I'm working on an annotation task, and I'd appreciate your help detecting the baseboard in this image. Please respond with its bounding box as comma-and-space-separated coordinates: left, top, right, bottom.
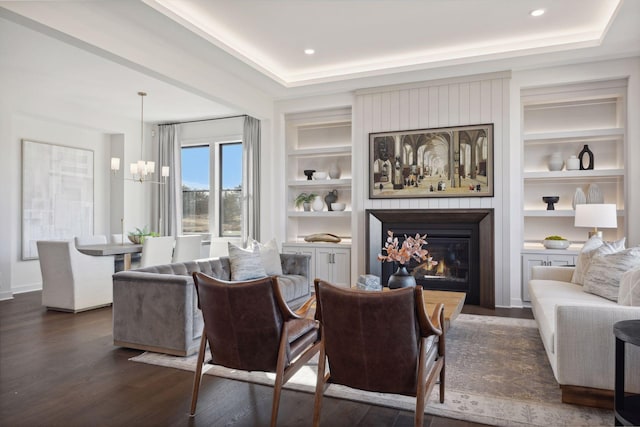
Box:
12, 282, 42, 295
0, 290, 13, 301
560, 384, 613, 409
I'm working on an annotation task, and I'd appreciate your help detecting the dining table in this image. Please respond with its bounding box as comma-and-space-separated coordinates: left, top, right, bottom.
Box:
76, 243, 143, 270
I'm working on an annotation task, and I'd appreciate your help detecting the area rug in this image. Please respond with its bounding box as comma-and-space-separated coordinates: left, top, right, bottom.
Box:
130, 314, 612, 426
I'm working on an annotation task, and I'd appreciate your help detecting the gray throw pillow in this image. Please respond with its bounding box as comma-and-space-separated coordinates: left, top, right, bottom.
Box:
571, 236, 625, 285
582, 248, 640, 302
228, 242, 267, 281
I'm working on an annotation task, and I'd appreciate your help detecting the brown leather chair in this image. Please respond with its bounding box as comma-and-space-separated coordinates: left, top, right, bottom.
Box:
190, 273, 320, 427
313, 279, 445, 427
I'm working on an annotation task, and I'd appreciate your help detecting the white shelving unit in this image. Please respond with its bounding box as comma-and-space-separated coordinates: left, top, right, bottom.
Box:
285, 107, 353, 244
284, 107, 353, 286
520, 79, 628, 301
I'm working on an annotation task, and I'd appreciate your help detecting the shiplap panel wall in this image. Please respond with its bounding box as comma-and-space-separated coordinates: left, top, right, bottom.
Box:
352, 72, 511, 306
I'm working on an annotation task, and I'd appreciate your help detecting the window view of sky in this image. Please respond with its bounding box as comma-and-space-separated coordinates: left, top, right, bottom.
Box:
181, 144, 242, 190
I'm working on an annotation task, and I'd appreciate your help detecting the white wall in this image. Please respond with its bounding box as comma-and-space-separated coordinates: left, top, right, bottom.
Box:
353, 72, 512, 306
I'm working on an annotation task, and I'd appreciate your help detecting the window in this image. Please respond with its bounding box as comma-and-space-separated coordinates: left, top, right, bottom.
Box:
181, 146, 210, 234
219, 143, 242, 237
181, 142, 242, 237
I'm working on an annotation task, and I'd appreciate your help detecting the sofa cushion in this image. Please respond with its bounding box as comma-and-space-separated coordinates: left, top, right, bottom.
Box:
529, 279, 618, 355
619, 267, 640, 306
254, 239, 283, 276
571, 236, 625, 285
276, 275, 309, 302
228, 243, 267, 281
583, 248, 640, 301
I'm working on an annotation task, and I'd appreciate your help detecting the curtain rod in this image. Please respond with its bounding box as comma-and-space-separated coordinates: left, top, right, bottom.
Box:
159, 114, 248, 126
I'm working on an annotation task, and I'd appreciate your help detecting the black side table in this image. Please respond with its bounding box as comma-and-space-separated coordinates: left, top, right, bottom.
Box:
614, 320, 640, 426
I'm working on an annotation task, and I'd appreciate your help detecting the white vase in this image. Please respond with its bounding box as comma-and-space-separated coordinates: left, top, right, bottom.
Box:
572, 187, 586, 209
548, 152, 564, 171
586, 184, 604, 204
566, 155, 580, 171
328, 163, 341, 179
311, 196, 324, 211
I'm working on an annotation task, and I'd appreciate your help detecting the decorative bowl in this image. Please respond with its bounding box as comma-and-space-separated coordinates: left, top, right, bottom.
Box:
128, 235, 142, 244
314, 171, 327, 180
543, 239, 570, 249
331, 203, 346, 211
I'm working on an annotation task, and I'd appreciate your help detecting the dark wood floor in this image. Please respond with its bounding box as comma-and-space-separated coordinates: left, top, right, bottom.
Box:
0, 291, 532, 426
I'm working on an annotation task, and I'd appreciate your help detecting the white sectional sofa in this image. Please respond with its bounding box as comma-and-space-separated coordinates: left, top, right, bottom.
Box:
529, 265, 640, 408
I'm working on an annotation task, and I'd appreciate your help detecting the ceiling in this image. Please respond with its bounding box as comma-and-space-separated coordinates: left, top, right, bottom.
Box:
1, 0, 639, 122
145, 0, 630, 86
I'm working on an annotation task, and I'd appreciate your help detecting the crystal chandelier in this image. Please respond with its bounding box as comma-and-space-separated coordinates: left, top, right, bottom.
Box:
110, 91, 169, 183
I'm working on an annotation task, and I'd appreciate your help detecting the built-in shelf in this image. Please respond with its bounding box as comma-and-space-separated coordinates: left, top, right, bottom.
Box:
523, 209, 625, 217
288, 211, 351, 218
523, 127, 624, 142
288, 178, 352, 187
288, 145, 351, 157
523, 169, 624, 180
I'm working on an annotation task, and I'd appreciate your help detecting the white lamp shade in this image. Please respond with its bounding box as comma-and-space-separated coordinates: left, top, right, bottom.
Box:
161, 166, 170, 177
130, 163, 139, 174
146, 161, 155, 173
574, 204, 617, 228
110, 157, 120, 171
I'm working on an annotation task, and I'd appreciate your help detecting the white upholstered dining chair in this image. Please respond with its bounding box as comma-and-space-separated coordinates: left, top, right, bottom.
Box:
140, 236, 175, 267
37, 240, 114, 312
172, 235, 203, 263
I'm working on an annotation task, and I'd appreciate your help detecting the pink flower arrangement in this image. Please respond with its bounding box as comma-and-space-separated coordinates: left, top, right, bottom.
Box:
377, 231, 433, 265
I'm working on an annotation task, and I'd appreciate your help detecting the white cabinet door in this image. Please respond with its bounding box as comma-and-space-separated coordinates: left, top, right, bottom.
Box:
315, 247, 351, 287
330, 248, 351, 287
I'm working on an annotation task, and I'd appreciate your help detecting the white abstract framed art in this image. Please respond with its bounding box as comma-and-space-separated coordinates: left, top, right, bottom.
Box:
22, 139, 94, 260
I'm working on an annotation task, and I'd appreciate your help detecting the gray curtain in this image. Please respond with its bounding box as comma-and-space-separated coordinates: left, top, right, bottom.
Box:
242, 116, 260, 246
155, 124, 181, 236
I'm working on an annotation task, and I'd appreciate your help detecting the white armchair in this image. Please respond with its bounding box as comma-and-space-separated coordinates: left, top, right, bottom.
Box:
37, 240, 114, 312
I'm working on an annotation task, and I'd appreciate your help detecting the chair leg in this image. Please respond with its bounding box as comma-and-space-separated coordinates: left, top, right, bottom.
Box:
189, 331, 208, 416
312, 341, 328, 427
415, 339, 428, 427
271, 326, 290, 427
439, 324, 446, 403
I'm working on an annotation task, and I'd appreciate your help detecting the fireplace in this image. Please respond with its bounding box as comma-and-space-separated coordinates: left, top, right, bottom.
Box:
366, 209, 494, 307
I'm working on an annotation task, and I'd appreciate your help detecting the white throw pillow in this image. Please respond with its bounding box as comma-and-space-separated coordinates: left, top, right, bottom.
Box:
227, 242, 267, 281
571, 236, 625, 285
582, 248, 640, 302
618, 266, 640, 306
253, 238, 283, 276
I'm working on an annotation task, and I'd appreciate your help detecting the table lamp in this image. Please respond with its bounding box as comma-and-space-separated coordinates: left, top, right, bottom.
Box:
574, 204, 617, 238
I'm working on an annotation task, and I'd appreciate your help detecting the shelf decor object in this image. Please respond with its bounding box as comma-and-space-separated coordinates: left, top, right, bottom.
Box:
542, 196, 559, 210
586, 183, 604, 204
311, 196, 324, 211
324, 189, 338, 211
572, 187, 586, 209
369, 123, 493, 199
328, 163, 341, 179
578, 144, 594, 170
574, 203, 617, 238
548, 152, 564, 171
566, 155, 580, 170
543, 236, 571, 249
303, 169, 315, 180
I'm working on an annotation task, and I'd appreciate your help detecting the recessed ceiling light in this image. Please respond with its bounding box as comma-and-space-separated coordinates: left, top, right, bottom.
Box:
530, 9, 545, 17
304, 48, 315, 55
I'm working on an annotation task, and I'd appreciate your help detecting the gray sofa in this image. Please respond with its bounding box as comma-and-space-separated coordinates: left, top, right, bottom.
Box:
112, 254, 311, 356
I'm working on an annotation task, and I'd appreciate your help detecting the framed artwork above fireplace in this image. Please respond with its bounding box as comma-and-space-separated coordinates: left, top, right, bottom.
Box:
369, 123, 493, 199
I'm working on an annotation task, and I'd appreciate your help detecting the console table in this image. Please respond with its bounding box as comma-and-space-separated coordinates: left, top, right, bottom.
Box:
614, 320, 640, 426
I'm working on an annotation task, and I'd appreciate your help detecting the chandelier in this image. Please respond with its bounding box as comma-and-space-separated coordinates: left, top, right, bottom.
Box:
110, 91, 169, 183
